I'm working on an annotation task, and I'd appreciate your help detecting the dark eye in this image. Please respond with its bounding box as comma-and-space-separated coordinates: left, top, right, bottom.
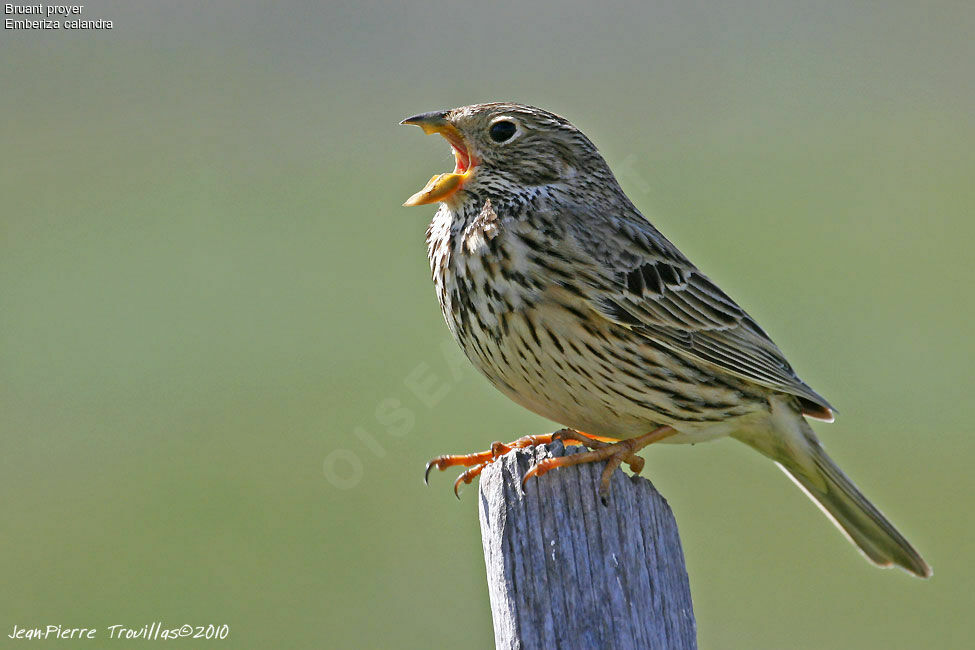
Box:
489, 120, 517, 143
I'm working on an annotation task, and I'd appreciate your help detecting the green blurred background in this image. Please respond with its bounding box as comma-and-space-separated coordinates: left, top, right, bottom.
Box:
2, 1, 973, 647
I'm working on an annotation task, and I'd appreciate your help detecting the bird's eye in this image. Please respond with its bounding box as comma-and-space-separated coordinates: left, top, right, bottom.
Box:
489, 120, 517, 143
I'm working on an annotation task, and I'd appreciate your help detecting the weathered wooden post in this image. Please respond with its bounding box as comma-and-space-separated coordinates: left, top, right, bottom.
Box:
478, 440, 697, 650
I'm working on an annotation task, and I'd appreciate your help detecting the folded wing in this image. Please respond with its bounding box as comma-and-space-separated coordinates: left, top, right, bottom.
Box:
565, 208, 835, 420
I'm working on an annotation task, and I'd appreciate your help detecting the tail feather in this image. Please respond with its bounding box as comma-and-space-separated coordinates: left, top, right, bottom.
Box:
738, 404, 931, 578
776, 445, 931, 578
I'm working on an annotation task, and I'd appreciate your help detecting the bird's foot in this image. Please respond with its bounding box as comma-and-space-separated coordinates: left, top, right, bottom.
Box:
425, 429, 613, 498
523, 426, 676, 505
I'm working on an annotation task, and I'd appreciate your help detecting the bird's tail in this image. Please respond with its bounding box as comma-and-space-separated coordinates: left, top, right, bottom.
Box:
737, 404, 931, 578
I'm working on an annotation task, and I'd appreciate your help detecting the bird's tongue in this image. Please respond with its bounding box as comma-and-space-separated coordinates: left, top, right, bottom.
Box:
450, 142, 471, 174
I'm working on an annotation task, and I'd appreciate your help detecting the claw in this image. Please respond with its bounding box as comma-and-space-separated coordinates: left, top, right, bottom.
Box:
423, 432, 563, 496
424, 456, 451, 485
422, 429, 644, 499
521, 457, 557, 489
598, 458, 622, 505
522, 426, 676, 501
453, 464, 488, 498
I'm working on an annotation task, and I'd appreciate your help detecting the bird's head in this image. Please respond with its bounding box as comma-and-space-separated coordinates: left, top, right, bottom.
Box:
400, 103, 610, 208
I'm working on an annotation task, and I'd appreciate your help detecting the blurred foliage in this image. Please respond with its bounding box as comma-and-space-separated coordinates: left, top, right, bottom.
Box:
2, 1, 973, 648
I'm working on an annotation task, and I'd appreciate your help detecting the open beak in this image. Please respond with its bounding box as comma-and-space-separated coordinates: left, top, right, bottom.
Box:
400, 111, 476, 206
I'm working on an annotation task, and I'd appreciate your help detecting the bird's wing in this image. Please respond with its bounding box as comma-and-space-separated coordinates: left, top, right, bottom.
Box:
565, 209, 835, 418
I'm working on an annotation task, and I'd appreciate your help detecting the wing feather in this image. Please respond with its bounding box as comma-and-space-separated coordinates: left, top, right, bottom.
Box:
565, 208, 835, 418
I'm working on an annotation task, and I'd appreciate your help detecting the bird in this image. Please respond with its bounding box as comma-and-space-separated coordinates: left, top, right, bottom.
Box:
400, 102, 931, 578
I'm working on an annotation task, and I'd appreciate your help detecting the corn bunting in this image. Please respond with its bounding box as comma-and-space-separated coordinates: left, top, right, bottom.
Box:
401, 103, 929, 578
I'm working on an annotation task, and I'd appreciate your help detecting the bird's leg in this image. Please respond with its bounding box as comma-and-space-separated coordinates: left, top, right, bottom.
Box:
425, 429, 618, 497
524, 426, 676, 504
551, 428, 647, 475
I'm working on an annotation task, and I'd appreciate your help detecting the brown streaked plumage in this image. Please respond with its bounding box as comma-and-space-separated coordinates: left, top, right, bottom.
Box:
401, 102, 930, 578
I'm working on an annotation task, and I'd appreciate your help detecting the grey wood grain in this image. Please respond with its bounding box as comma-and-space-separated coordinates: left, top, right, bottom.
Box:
478, 440, 696, 650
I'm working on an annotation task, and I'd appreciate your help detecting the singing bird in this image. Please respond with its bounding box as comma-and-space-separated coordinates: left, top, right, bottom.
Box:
401, 102, 930, 578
